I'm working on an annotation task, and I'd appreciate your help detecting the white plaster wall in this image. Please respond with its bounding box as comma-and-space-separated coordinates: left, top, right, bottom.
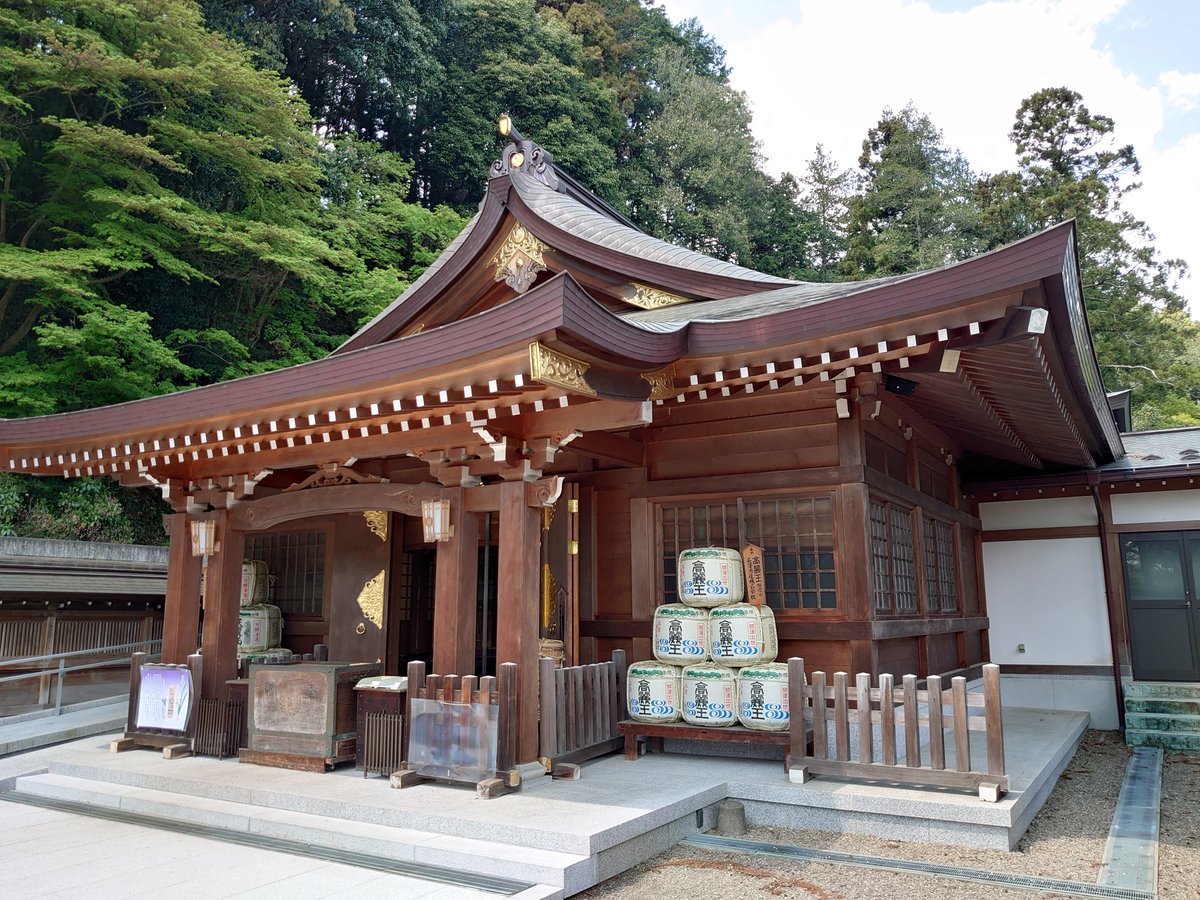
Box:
982, 537, 1110, 666
978, 496, 1097, 531
995, 675, 1117, 730
1110, 488, 1200, 524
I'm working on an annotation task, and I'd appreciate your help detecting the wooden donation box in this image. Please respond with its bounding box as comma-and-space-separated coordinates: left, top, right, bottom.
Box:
241, 661, 379, 771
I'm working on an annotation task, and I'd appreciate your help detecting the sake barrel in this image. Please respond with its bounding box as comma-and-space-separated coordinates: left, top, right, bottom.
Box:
652, 604, 709, 665
682, 663, 738, 727
709, 603, 778, 667
627, 660, 682, 723
677, 547, 745, 607
737, 663, 790, 731
238, 603, 283, 652
239, 560, 269, 607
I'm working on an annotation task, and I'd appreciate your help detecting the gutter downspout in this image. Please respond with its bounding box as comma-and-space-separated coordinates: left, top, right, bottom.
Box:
1089, 471, 1126, 731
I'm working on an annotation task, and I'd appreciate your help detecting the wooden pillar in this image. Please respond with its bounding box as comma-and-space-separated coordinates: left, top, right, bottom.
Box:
199, 510, 245, 700
161, 513, 203, 664
496, 479, 541, 764
432, 488, 479, 676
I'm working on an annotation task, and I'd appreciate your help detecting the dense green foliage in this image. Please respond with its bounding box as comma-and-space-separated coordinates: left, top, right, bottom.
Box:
0, 2, 1195, 542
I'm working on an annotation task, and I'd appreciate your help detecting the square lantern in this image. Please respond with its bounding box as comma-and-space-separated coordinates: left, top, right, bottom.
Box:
190, 519, 218, 557
421, 498, 453, 543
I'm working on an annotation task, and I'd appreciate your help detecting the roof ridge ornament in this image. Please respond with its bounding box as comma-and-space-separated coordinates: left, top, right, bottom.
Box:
491, 114, 560, 190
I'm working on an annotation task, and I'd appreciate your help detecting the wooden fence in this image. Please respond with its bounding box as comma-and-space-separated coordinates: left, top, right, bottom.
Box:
538, 649, 626, 777
786, 659, 1008, 801
391, 659, 519, 798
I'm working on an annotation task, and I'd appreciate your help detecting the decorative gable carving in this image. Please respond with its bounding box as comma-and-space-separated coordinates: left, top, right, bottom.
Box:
623, 283, 690, 310
489, 224, 551, 294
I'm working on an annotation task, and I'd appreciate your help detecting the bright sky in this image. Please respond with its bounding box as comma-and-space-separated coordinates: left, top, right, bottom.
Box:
656, 0, 1200, 312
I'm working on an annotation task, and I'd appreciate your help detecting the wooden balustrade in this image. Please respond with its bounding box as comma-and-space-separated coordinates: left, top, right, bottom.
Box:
538, 649, 626, 778
787, 658, 1008, 801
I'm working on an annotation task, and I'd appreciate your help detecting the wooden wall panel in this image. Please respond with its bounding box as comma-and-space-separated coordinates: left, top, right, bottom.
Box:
926, 632, 960, 675
875, 637, 921, 676
962, 628, 984, 667
593, 486, 632, 619
778, 639, 849, 674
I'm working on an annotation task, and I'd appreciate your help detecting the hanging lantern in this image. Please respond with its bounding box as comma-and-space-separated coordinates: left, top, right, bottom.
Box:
190, 519, 218, 557
421, 498, 453, 543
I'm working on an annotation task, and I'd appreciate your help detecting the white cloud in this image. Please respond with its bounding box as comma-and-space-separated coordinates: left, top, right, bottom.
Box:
1160, 70, 1200, 110
659, 0, 1198, 310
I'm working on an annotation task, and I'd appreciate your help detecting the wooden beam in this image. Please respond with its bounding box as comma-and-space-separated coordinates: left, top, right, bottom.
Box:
518, 400, 653, 438
229, 482, 441, 531
433, 488, 479, 676
569, 431, 644, 467
161, 514, 202, 664
495, 478, 541, 764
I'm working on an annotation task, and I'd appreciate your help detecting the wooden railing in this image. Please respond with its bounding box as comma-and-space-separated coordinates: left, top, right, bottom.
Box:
392, 659, 520, 798
787, 658, 1008, 801
538, 649, 626, 777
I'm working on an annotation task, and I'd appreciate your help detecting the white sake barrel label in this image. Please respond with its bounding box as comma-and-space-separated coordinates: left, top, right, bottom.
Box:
653, 604, 709, 664
682, 664, 737, 726
737, 663, 790, 731
678, 547, 745, 607
627, 661, 682, 723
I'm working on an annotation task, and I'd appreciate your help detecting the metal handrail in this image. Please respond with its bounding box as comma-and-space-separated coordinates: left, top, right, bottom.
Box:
0, 638, 163, 717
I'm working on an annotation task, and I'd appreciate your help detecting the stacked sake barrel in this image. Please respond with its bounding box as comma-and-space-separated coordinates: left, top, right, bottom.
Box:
237, 560, 287, 661
627, 547, 787, 731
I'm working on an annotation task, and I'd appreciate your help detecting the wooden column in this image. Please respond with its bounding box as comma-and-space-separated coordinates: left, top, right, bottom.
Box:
496, 479, 541, 764
433, 488, 479, 676
199, 510, 246, 700
161, 514, 203, 664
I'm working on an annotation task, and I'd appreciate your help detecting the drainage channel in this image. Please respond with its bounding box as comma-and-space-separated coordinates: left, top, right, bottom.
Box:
681, 834, 1154, 900
1099, 746, 1162, 896
0, 790, 535, 896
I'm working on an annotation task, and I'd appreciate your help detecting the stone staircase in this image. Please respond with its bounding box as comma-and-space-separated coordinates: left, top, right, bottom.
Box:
1124, 681, 1200, 751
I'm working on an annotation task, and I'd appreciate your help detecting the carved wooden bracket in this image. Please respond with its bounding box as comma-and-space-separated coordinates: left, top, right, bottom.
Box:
525, 475, 564, 508
284, 463, 388, 493
415, 448, 484, 488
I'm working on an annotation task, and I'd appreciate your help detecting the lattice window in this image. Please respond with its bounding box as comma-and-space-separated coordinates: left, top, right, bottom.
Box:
923, 517, 960, 613
659, 495, 836, 611
243, 530, 327, 616
870, 499, 919, 615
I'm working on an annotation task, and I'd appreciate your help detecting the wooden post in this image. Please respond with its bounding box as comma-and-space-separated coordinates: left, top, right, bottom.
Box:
952, 676, 970, 772
927, 674, 945, 770
496, 661, 518, 774
612, 648, 627, 735
856, 672, 873, 764
539, 656, 557, 760
433, 488, 479, 676
812, 671, 828, 759
984, 663, 1005, 776
162, 513, 203, 664
126, 651, 145, 733
833, 672, 850, 761
198, 510, 245, 700
787, 657, 806, 767
903, 674, 920, 767
496, 479, 541, 763
879, 673, 896, 766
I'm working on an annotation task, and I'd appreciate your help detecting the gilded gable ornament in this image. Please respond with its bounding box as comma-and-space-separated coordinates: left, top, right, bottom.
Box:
490, 224, 550, 294
528, 342, 597, 397
641, 364, 678, 401
623, 283, 690, 310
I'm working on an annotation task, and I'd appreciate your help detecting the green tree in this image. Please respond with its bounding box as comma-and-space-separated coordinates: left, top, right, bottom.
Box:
798, 144, 854, 278
977, 87, 1197, 425
843, 105, 983, 278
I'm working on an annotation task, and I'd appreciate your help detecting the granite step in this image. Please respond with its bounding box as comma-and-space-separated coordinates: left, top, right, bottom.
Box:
1123, 681, 1200, 701
1124, 729, 1200, 752
11, 772, 578, 895
1124, 712, 1200, 734
1124, 697, 1200, 716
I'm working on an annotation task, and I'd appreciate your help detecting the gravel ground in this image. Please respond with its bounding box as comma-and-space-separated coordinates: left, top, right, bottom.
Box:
580, 731, 1200, 900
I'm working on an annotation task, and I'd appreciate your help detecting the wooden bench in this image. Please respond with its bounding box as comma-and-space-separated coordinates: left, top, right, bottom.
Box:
618, 719, 798, 770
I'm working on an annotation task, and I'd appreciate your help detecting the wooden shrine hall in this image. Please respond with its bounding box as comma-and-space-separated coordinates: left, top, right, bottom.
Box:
0, 119, 1123, 765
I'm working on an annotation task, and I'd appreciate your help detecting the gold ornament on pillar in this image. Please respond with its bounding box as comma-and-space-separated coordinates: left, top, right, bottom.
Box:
363, 510, 388, 541
356, 570, 385, 630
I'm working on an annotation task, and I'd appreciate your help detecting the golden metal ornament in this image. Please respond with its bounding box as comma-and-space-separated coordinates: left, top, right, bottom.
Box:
489, 224, 550, 294
528, 342, 597, 396
541, 563, 557, 630
641, 363, 678, 401
623, 283, 690, 310
363, 510, 388, 541
356, 569, 386, 629
541, 505, 555, 532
